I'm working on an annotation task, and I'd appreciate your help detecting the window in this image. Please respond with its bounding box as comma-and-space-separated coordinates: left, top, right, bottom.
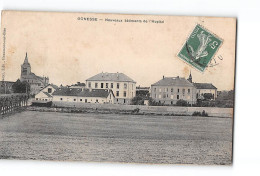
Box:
60, 98, 63, 101
74, 99, 76, 101
178, 88, 180, 93
36, 98, 38, 100
101, 83, 104, 88
48, 88, 52, 93
154, 88, 156, 92
95, 83, 98, 88
123, 91, 126, 97
171, 101, 173, 105
154, 94, 156, 98
124, 99, 126, 103
106, 83, 109, 88
88, 82, 91, 88
80, 99, 82, 101
96, 99, 99, 103
117, 99, 118, 102
116, 91, 119, 96
111, 83, 113, 88
163, 94, 166, 98
188, 89, 190, 94
166, 88, 168, 92
171, 88, 173, 93
85, 99, 87, 103
124, 83, 127, 89
167, 94, 168, 98
177, 95, 179, 99
182, 89, 185, 94
117, 83, 120, 89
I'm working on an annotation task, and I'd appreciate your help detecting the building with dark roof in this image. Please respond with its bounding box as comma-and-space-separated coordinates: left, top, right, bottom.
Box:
52, 88, 115, 104
86, 72, 136, 104
20, 53, 49, 95
193, 83, 217, 100
151, 76, 197, 105
187, 72, 218, 100
34, 84, 59, 102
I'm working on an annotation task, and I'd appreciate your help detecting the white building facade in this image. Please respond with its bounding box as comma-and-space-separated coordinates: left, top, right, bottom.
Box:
52, 88, 115, 105
34, 84, 59, 102
151, 76, 197, 105
86, 72, 136, 104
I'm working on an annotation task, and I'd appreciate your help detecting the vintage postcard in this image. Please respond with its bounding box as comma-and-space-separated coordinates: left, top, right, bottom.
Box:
0, 11, 236, 165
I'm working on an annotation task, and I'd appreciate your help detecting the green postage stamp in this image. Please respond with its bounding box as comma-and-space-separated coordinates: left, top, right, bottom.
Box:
178, 24, 223, 72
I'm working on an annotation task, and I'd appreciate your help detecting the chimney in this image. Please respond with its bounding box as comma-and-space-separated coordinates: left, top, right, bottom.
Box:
163, 75, 165, 79
117, 72, 119, 79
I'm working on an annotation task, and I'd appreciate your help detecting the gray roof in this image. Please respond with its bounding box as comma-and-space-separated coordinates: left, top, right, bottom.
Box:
193, 83, 217, 89
40, 84, 59, 91
42, 92, 52, 97
86, 72, 136, 83
53, 88, 113, 98
52, 88, 83, 96
151, 77, 194, 87
78, 89, 114, 98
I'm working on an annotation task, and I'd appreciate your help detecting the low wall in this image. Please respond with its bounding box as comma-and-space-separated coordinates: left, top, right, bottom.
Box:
52, 101, 233, 118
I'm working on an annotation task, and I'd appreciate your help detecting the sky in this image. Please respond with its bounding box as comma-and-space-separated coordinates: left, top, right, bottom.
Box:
1, 11, 236, 90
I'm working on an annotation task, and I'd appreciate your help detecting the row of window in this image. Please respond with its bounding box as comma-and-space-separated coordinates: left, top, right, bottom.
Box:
154, 87, 191, 94
35, 98, 49, 101
88, 82, 131, 89
116, 91, 127, 97
60, 98, 104, 103
154, 94, 191, 100
58, 98, 127, 104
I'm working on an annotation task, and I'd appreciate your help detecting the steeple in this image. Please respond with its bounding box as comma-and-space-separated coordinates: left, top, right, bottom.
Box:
24, 52, 29, 64
21, 52, 31, 77
187, 70, 192, 83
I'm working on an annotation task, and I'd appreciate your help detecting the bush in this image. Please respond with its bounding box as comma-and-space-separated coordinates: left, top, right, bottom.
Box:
192, 111, 201, 116
131, 96, 144, 105
203, 93, 214, 100
192, 110, 208, 117
132, 108, 140, 113
201, 110, 208, 117
176, 99, 188, 106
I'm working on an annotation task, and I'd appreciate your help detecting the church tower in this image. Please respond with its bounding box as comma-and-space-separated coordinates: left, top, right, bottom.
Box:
21, 52, 31, 77
187, 70, 192, 83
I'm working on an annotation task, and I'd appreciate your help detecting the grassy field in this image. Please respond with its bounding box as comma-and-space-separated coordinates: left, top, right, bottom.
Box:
0, 111, 232, 164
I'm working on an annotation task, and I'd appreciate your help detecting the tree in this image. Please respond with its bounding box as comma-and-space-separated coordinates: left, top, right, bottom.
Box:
12, 79, 30, 93
131, 95, 144, 105
203, 93, 214, 100
176, 99, 188, 106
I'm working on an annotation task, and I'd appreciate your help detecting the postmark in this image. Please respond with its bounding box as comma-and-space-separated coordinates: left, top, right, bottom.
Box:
177, 24, 223, 72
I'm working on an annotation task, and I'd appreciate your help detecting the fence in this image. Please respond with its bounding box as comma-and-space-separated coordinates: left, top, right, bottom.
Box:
0, 93, 29, 116
52, 101, 233, 117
